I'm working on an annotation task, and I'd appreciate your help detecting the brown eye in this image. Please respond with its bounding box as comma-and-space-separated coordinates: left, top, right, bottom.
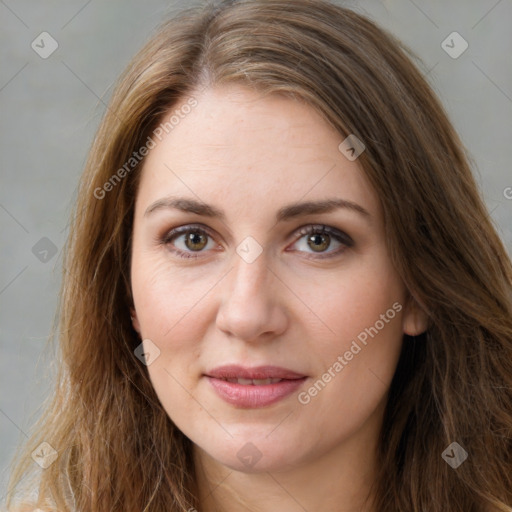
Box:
162, 225, 215, 259
291, 225, 353, 259
306, 232, 331, 252
183, 231, 208, 251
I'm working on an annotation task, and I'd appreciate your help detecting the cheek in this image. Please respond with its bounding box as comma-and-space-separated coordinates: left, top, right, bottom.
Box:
131, 254, 208, 415
298, 253, 405, 348
300, 252, 406, 396
294, 264, 405, 437
130, 253, 222, 402
131, 250, 212, 338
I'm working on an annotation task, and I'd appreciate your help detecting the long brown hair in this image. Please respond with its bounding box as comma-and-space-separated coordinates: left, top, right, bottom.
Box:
5, 1, 512, 510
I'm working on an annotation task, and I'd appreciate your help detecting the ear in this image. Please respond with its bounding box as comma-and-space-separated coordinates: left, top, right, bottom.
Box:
402, 295, 429, 336
130, 307, 141, 334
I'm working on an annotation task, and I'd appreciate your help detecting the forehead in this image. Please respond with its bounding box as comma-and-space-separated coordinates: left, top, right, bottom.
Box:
135, 84, 381, 222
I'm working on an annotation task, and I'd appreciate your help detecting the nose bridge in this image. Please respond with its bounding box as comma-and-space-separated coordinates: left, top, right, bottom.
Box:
215, 242, 286, 340
228, 245, 270, 301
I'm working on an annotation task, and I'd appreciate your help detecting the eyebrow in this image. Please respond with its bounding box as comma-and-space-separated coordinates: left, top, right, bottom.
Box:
144, 196, 371, 223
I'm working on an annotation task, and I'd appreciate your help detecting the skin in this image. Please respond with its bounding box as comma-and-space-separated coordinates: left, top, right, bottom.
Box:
130, 84, 428, 512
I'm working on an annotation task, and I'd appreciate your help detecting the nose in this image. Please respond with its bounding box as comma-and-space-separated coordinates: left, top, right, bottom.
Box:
215, 250, 288, 343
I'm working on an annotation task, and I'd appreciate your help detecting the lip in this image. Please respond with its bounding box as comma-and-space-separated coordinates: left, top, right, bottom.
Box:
204, 365, 307, 408
206, 365, 306, 380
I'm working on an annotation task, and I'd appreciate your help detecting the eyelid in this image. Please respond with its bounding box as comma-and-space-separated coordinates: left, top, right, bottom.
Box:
293, 224, 354, 246
159, 223, 218, 251
160, 223, 353, 259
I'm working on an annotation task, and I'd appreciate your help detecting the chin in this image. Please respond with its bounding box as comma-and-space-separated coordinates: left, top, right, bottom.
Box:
204, 436, 304, 474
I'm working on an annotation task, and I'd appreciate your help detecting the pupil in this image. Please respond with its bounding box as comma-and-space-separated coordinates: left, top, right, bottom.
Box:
309, 234, 329, 252
187, 232, 205, 250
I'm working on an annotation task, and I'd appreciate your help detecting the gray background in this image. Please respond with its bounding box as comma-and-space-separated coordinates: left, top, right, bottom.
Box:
1, 0, 511, 502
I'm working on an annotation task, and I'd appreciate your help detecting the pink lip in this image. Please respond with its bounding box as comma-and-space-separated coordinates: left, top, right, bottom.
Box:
206, 365, 306, 380
204, 365, 307, 408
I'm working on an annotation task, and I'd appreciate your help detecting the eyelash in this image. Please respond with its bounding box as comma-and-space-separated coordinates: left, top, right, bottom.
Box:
160, 224, 354, 260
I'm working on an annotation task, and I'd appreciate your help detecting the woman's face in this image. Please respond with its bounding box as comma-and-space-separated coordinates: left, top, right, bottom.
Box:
130, 84, 426, 473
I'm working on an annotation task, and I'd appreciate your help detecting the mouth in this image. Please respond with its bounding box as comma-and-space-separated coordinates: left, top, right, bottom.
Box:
215, 377, 287, 385
204, 365, 308, 408
205, 364, 307, 381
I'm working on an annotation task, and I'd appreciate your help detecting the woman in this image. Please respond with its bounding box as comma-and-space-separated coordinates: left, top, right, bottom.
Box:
5, 0, 512, 510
